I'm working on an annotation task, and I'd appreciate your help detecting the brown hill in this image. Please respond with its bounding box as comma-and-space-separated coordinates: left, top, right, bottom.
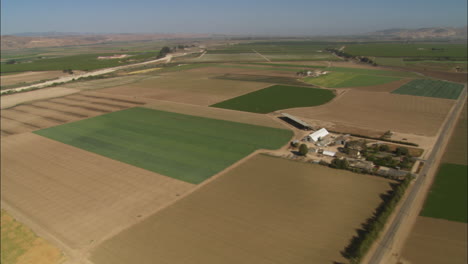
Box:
1, 33, 210, 50
369, 26, 467, 39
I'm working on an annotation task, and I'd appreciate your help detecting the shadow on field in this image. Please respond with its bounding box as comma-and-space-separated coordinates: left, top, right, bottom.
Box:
339, 182, 400, 263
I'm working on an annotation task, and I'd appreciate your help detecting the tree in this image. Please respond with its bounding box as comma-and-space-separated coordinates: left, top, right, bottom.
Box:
395, 147, 409, 156
299, 144, 308, 156
379, 144, 390, 152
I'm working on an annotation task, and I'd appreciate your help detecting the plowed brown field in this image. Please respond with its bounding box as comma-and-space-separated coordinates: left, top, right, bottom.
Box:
0, 92, 145, 137
286, 90, 454, 136
401, 217, 467, 264
1, 133, 194, 250
98, 71, 270, 106
91, 154, 392, 264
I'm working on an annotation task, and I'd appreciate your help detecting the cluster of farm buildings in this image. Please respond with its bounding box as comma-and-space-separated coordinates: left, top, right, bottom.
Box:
282, 113, 412, 179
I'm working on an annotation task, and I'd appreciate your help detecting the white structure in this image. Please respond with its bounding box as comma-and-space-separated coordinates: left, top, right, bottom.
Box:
323, 150, 336, 157
308, 128, 329, 142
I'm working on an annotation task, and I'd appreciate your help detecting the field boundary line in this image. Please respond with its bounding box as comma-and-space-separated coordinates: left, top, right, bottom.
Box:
252, 49, 272, 62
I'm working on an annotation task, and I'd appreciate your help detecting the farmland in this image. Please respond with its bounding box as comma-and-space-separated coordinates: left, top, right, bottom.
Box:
205, 41, 339, 61
1, 91, 145, 137
97, 70, 271, 106
286, 89, 454, 136
1, 132, 194, 249
1, 210, 65, 264
401, 217, 467, 264
90, 154, 392, 264
420, 163, 467, 223
304, 72, 401, 88
34, 107, 293, 184
211, 84, 335, 113
1, 52, 160, 73
392, 79, 465, 99
345, 43, 468, 59
443, 103, 467, 165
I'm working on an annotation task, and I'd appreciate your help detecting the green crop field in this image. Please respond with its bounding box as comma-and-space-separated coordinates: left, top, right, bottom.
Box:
211, 85, 335, 113
345, 43, 467, 59
1, 52, 159, 73
34, 108, 292, 184
420, 163, 467, 223
304, 72, 401, 88
392, 79, 464, 99
206, 41, 338, 61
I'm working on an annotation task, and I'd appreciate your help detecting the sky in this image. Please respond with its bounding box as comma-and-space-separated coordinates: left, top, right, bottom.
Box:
1, 0, 467, 35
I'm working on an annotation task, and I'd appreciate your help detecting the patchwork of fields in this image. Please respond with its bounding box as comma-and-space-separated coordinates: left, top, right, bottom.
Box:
1, 92, 144, 137
304, 72, 401, 88
1, 132, 194, 249
211, 84, 335, 113
90, 154, 392, 264
345, 43, 468, 59
35, 107, 293, 184
392, 79, 465, 99
286, 89, 454, 136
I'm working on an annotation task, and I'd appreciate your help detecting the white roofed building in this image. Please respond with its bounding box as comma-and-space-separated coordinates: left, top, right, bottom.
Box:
308, 128, 329, 142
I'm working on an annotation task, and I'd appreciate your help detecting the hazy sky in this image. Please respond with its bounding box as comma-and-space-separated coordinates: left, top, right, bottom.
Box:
1, 0, 467, 35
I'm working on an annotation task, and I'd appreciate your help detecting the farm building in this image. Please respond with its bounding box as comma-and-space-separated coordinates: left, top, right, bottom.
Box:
316, 137, 333, 147
280, 113, 314, 130
323, 150, 336, 157
335, 135, 349, 145
308, 128, 329, 142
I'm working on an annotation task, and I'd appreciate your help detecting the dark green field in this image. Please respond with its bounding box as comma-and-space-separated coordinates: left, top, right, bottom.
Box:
34, 108, 292, 184
211, 85, 335, 113
345, 43, 467, 59
420, 163, 467, 223
392, 79, 464, 99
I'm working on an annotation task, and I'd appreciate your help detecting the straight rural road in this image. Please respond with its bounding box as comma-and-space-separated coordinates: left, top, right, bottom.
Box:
367, 84, 467, 264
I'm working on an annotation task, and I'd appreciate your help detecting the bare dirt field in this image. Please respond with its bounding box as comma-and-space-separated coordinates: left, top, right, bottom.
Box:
0, 92, 145, 137
186, 65, 300, 77
343, 78, 412, 92
143, 100, 286, 129
400, 216, 467, 264
1, 133, 194, 250
1, 87, 80, 109
285, 90, 454, 136
1, 71, 71, 86
91, 154, 393, 264
98, 71, 270, 106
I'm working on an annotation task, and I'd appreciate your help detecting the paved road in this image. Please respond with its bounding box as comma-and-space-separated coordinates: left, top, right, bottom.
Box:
368, 85, 467, 264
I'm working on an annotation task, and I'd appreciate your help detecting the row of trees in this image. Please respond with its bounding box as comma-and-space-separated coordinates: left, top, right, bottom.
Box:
325, 48, 377, 66
343, 177, 412, 263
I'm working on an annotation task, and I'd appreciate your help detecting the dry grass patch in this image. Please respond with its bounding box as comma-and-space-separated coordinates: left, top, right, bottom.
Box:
286, 90, 454, 136
1, 210, 65, 264
1, 133, 194, 249
91, 154, 392, 264
401, 217, 467, 264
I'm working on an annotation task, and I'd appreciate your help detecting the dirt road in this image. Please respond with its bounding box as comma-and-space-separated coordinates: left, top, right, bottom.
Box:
366, 84, 467, 264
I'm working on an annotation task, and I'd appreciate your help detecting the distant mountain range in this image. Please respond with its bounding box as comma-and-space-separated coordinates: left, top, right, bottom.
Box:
367, 26, 467, 39
0, 33, 210, 50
